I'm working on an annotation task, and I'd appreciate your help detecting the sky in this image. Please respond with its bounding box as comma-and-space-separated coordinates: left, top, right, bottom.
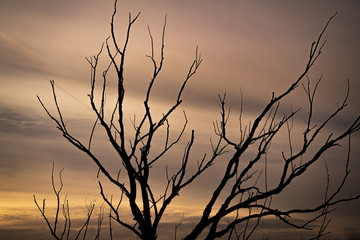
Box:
0, 0, 360, 239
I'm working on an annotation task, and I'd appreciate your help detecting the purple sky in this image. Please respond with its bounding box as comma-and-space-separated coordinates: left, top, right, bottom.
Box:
1, 1, 360, 239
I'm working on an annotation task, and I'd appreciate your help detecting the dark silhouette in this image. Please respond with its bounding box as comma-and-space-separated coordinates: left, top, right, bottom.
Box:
34, 1, 360, 239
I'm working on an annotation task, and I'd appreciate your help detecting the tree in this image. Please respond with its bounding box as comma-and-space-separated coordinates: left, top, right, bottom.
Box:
34, 1, 360, 239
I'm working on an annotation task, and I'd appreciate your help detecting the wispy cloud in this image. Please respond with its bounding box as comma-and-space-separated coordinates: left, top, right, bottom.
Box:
0, 32, 58, 76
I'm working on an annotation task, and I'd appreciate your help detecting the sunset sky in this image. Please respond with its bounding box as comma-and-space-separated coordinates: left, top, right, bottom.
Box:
1, 1, 360, 239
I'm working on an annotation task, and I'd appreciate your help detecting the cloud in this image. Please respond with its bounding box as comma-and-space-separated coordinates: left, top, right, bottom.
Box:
0, 106, 55, 137
344, 227, 360, 240
0, 208, 335, 240
0, 32, 58, 77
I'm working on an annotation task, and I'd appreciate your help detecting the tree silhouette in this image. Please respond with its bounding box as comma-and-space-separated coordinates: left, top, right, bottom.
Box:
34, 1, 360, 239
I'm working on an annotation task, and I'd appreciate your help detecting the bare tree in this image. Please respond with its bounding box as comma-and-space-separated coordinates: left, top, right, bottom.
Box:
35, 1, 360, 239
34, 163, 97, 240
